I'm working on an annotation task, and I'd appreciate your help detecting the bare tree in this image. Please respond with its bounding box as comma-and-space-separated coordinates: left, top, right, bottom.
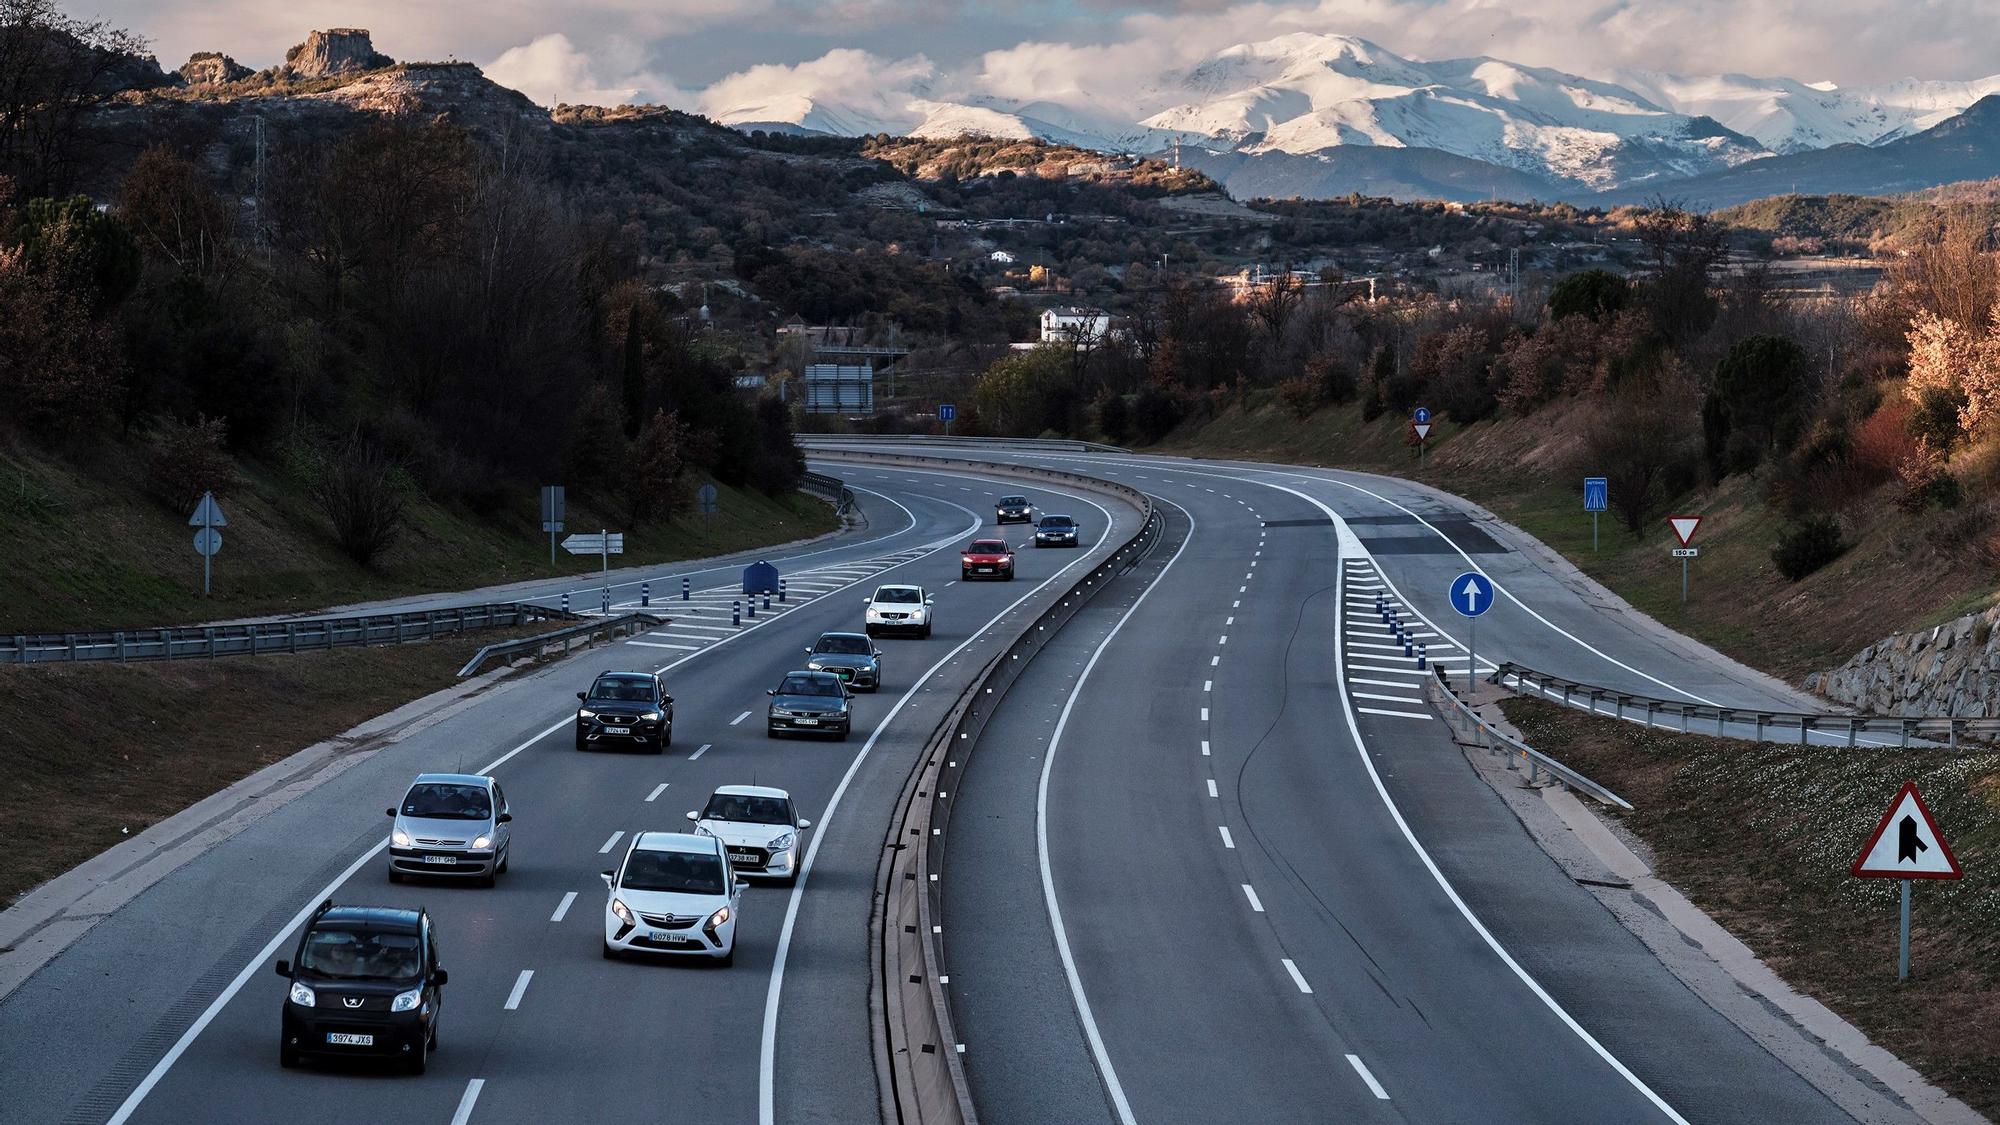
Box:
0, 0, 148, 197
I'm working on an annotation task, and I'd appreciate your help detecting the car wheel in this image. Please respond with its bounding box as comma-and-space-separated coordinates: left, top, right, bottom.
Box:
718, 945, 735, 968
836, 726, 850, 742
961, 570, 971, 581
280, 1041, 300, 1069
406, 1035, 429, 1075
479, 869, 497, 889
497, 850, 509, 875
864, 626, 877, 638
602, 940, 617, 961
574, 733, 587, 751
388, 868, 403, 884
662, 723, 673, 748
649, 734, 665, 755
920, 624, 932, 639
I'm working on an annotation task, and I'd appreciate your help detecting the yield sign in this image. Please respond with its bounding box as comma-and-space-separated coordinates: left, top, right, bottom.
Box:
1852, 782, 1962, 879
1667, 515, 1701, 546
1413, 422, 1433, 441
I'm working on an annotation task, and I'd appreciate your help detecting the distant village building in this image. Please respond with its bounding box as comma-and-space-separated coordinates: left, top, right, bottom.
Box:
1040, 306, 1110, 345
990, 250, 1016, 264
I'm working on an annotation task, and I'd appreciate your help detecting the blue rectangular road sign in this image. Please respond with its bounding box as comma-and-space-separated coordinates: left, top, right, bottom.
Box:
1584, 477, 1608, 512
938, 403, 957, 422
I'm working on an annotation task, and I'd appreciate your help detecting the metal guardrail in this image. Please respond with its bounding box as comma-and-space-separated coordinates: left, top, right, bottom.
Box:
872, 456, 1158, 1125
1425, 667, 1634, 810
3, 603, 576, 665
798, 433, 1130, 454
800, 470, 856, 515
457, 612, 667, 678
1491, 661, 2000, 750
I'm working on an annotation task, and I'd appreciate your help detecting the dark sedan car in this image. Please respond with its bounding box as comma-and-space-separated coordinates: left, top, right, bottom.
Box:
767, 670, 852, 740
805, 631, 883, 691
576, 671, 674, 752
995, 495, 1034, 524
1034, 514, 1081, 548
277, 902, 446, 1074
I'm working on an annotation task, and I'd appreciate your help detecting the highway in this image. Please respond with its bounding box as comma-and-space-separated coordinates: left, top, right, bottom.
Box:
0, 442, 1935, 1125
0, 463, 1142, 1125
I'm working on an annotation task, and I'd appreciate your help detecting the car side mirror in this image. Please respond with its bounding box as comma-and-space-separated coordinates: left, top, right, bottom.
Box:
431, 968, 449, 987
576, 691, 586, 701
600, 870, 614, 887
386, 808, 396, 817
274, 959, 291, 977
805, 648, 814, 655
862, 597, 872, 606
767, 687, 778, 695
925, 598, 934, 605
664, 695, 674, 705
496, 812, 512, 824
685, 811, 699, 822
798, 818, 812, 829
873, 649, 883, 657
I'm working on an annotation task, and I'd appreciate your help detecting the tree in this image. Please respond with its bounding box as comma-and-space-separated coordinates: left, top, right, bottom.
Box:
1095, 390, 1130, 445
0, 0, 150, 197
1547, 269, 1629, 322
1707, 334, 1811, 473
1583, 381, 1699, 534
625, 409, 686, 522
1633, 200, 1727, 349
0, 239, 117, 436
621, 306, 646, 438
18, 194, 139, 306
566, 383, 629, 503
119, 145, 231, 278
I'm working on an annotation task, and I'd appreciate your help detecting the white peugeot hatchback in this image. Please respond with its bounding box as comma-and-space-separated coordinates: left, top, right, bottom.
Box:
688, 785, 812, 885
602, 833, 741, 965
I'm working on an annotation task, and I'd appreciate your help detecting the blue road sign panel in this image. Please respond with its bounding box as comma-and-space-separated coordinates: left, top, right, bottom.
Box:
1413, 407, 1431, 425
938, 403, 957, 422
1584, 477, 1608, 512
1450, 571, 1494, 618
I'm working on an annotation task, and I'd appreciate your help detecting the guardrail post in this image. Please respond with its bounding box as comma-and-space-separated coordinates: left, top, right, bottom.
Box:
1614, 695, 1624, 722
1717, 709, 1729, 737
286, 623, 297, 653
1645, 700, 1657, 729
1755, 713, 1767, 741
682, 577, 691, 601
396, 616, 405, 644
1679, 705, 1689, 732
1950, 720, 1961, 750
1847, 718, 1858, 747
1901, 720, 1912, 749
113, 631, 125, 661
733, 601, 741, 626
204, 627, 215, 657
641, 582, 650, 607
1799, 717, 1811, 745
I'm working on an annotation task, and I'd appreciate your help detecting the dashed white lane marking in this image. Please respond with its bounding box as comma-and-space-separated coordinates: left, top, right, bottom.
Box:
1281, 958, 1313, 994
944, 580, 957, 587
731, 711, 752, 725
1218, 635, 1227, 645
1254, 550, 1261, 557
1232, 600, 1241, 608
1206, 779, 1219, 798
1200, 707, 1210, 722
1354, 691, 1425, 705
550, 892, 577, 923
1203, 680, 1213, 692
598, 831, 624, 854
1347, 1055, 1390, 1100
1218, 826, 1235, 849
645, 783, 669, 802
690, 743, 713, 760
628, 640, 701, 650
1358, 706, 1433, 720
449, 1079, 485, 1125
503, 969, 534, 1010
1210, 656, 1220, 667
1225, 616, 1234, 625
1242, 885, 1265, 912
1200, 740, 1211, 756
1239, 586, 1247, 594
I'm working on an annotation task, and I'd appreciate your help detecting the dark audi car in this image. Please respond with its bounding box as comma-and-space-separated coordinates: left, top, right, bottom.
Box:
277, 902, 446, 1074
805, 631, 882, 691
995, 495, 1034, 524
576, 671, 674, 752
767, 670, 853, 739
1034, 514, 1081, 548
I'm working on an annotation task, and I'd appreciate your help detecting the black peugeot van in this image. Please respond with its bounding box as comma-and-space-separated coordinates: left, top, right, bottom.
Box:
276, 901, 447, 1073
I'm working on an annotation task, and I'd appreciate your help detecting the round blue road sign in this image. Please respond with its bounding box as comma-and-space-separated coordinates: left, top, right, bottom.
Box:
1414, 407, 1432, 425
1450, 571, 1493, 618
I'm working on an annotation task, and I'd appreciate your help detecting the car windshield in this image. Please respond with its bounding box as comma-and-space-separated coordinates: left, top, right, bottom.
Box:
874, 588, 922, 604
402, 783, 491, 820
779, 675, 841, 696
999, 497, 1027, 505
969, 541, 1007, 553
815, 636, 871, 655
1039, 516, 1074, 528
298, 927, 423, 982
621, 849, 726, 894
703, 794, 794, 825
589, 677, 654, 702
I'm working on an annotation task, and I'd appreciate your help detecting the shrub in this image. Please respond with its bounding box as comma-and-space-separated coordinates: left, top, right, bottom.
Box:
312, 437, 410, 567
147, 414, 236, 511
1276, 376, 1322, 420
1850, 397, 1915, 478
1305, 351, 1358, 404
1771, 514, 1847, 580
1896, 450, 1963, 513
1132, 383, 1186, 443
1547, 269, 1630, 321
1908, 383, 1968, 454
1094, 391, 1130, 445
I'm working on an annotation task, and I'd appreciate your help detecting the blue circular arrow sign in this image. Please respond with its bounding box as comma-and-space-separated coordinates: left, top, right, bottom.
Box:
1414, 406, 1432, 424
1450, 571, 1493, 618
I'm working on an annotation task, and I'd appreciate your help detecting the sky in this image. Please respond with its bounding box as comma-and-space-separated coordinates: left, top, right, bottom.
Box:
93, 0, 2000, 112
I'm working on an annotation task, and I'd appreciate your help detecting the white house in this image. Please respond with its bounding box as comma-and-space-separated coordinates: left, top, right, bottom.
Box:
1039, 306, 1110, 345
990, 250, 1016, 265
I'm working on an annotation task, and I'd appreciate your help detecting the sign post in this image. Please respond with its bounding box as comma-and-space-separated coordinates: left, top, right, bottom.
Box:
188, 492, 228, 596
1851, 781, 1963, 981
541, 486, 566, 566
561, 531, 625, 614
939, 402, 957, 436
1668, 516, 1702, 604
697, 483, 719, 541
1413, 407, 1432, 468
1449, 570, 1494, 692
1583, 477, 1607, 552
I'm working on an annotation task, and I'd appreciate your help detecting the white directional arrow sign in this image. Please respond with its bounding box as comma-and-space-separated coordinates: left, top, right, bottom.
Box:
1451, 572, 1493, 618
1853, 782, 1962, 879
562, 532, 624, 555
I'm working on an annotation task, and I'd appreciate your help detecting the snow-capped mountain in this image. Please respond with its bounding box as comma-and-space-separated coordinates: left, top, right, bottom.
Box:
1611, 70, 2000, 153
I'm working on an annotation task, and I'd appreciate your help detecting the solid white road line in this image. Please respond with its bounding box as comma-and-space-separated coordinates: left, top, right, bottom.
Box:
1218, 826, 1235, 849
598, 831, 624, 854
1281, 959, 1313, 994
503, 969, 533, 1011
731, 711, 752, 725
1357, 706, 1434, 720
628, 640, 701, 650
1346, 665, 1430, 677
1353, 691, 1425, 705
551, 892, 577, 923
450, 1079, 485, 1125
690, 743, 713, 761
645, 783, 669, 802
1241, 884, 1264, 912
1346, 1054, 1390, 1100
1351, 676, 1424, 689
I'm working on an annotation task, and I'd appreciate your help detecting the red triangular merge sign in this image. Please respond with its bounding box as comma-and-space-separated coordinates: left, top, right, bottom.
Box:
1667, 515, 1701, 546
1851, 781, 1963, 879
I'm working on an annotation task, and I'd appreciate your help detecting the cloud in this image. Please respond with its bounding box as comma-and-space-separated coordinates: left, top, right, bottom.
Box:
698, 49, 936, 130
484, 33, 691, 107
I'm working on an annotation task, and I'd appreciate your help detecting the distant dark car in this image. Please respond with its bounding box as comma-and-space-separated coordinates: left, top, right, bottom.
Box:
805, 631, 882, 691
576, 671, 674, 752
995, 495, 1034, 524
767, 670, 852, 740
1034, 514, 1080, 548
962, 538, 1015, 581
276, 901, 447, 1074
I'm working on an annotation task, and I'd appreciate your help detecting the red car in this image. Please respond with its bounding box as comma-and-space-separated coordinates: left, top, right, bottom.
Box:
961, 538, 1015, 581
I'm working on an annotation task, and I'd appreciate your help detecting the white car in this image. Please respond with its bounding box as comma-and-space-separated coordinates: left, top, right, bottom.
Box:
688, 785, 812, 885
601, 833, 741, 965
864, 584, 933, 638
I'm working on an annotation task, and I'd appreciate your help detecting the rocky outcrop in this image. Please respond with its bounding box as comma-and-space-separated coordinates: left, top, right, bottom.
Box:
1808, 606, 2000, 716
283, 29, 392, 79
178, 52, 251, 87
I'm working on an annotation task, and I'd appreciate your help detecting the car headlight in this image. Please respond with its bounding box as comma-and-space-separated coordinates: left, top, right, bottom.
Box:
578, 708, 596, 720
392, 829, 412, 847
472, 835, 492, 850
707, 906, 731, 929
391, 988, 422, 1013
611, 898, 634, 924
639, 711, 661, 722
289, 981, 316, 1007
807, 661, 824, 670
768, 833, 794, 851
